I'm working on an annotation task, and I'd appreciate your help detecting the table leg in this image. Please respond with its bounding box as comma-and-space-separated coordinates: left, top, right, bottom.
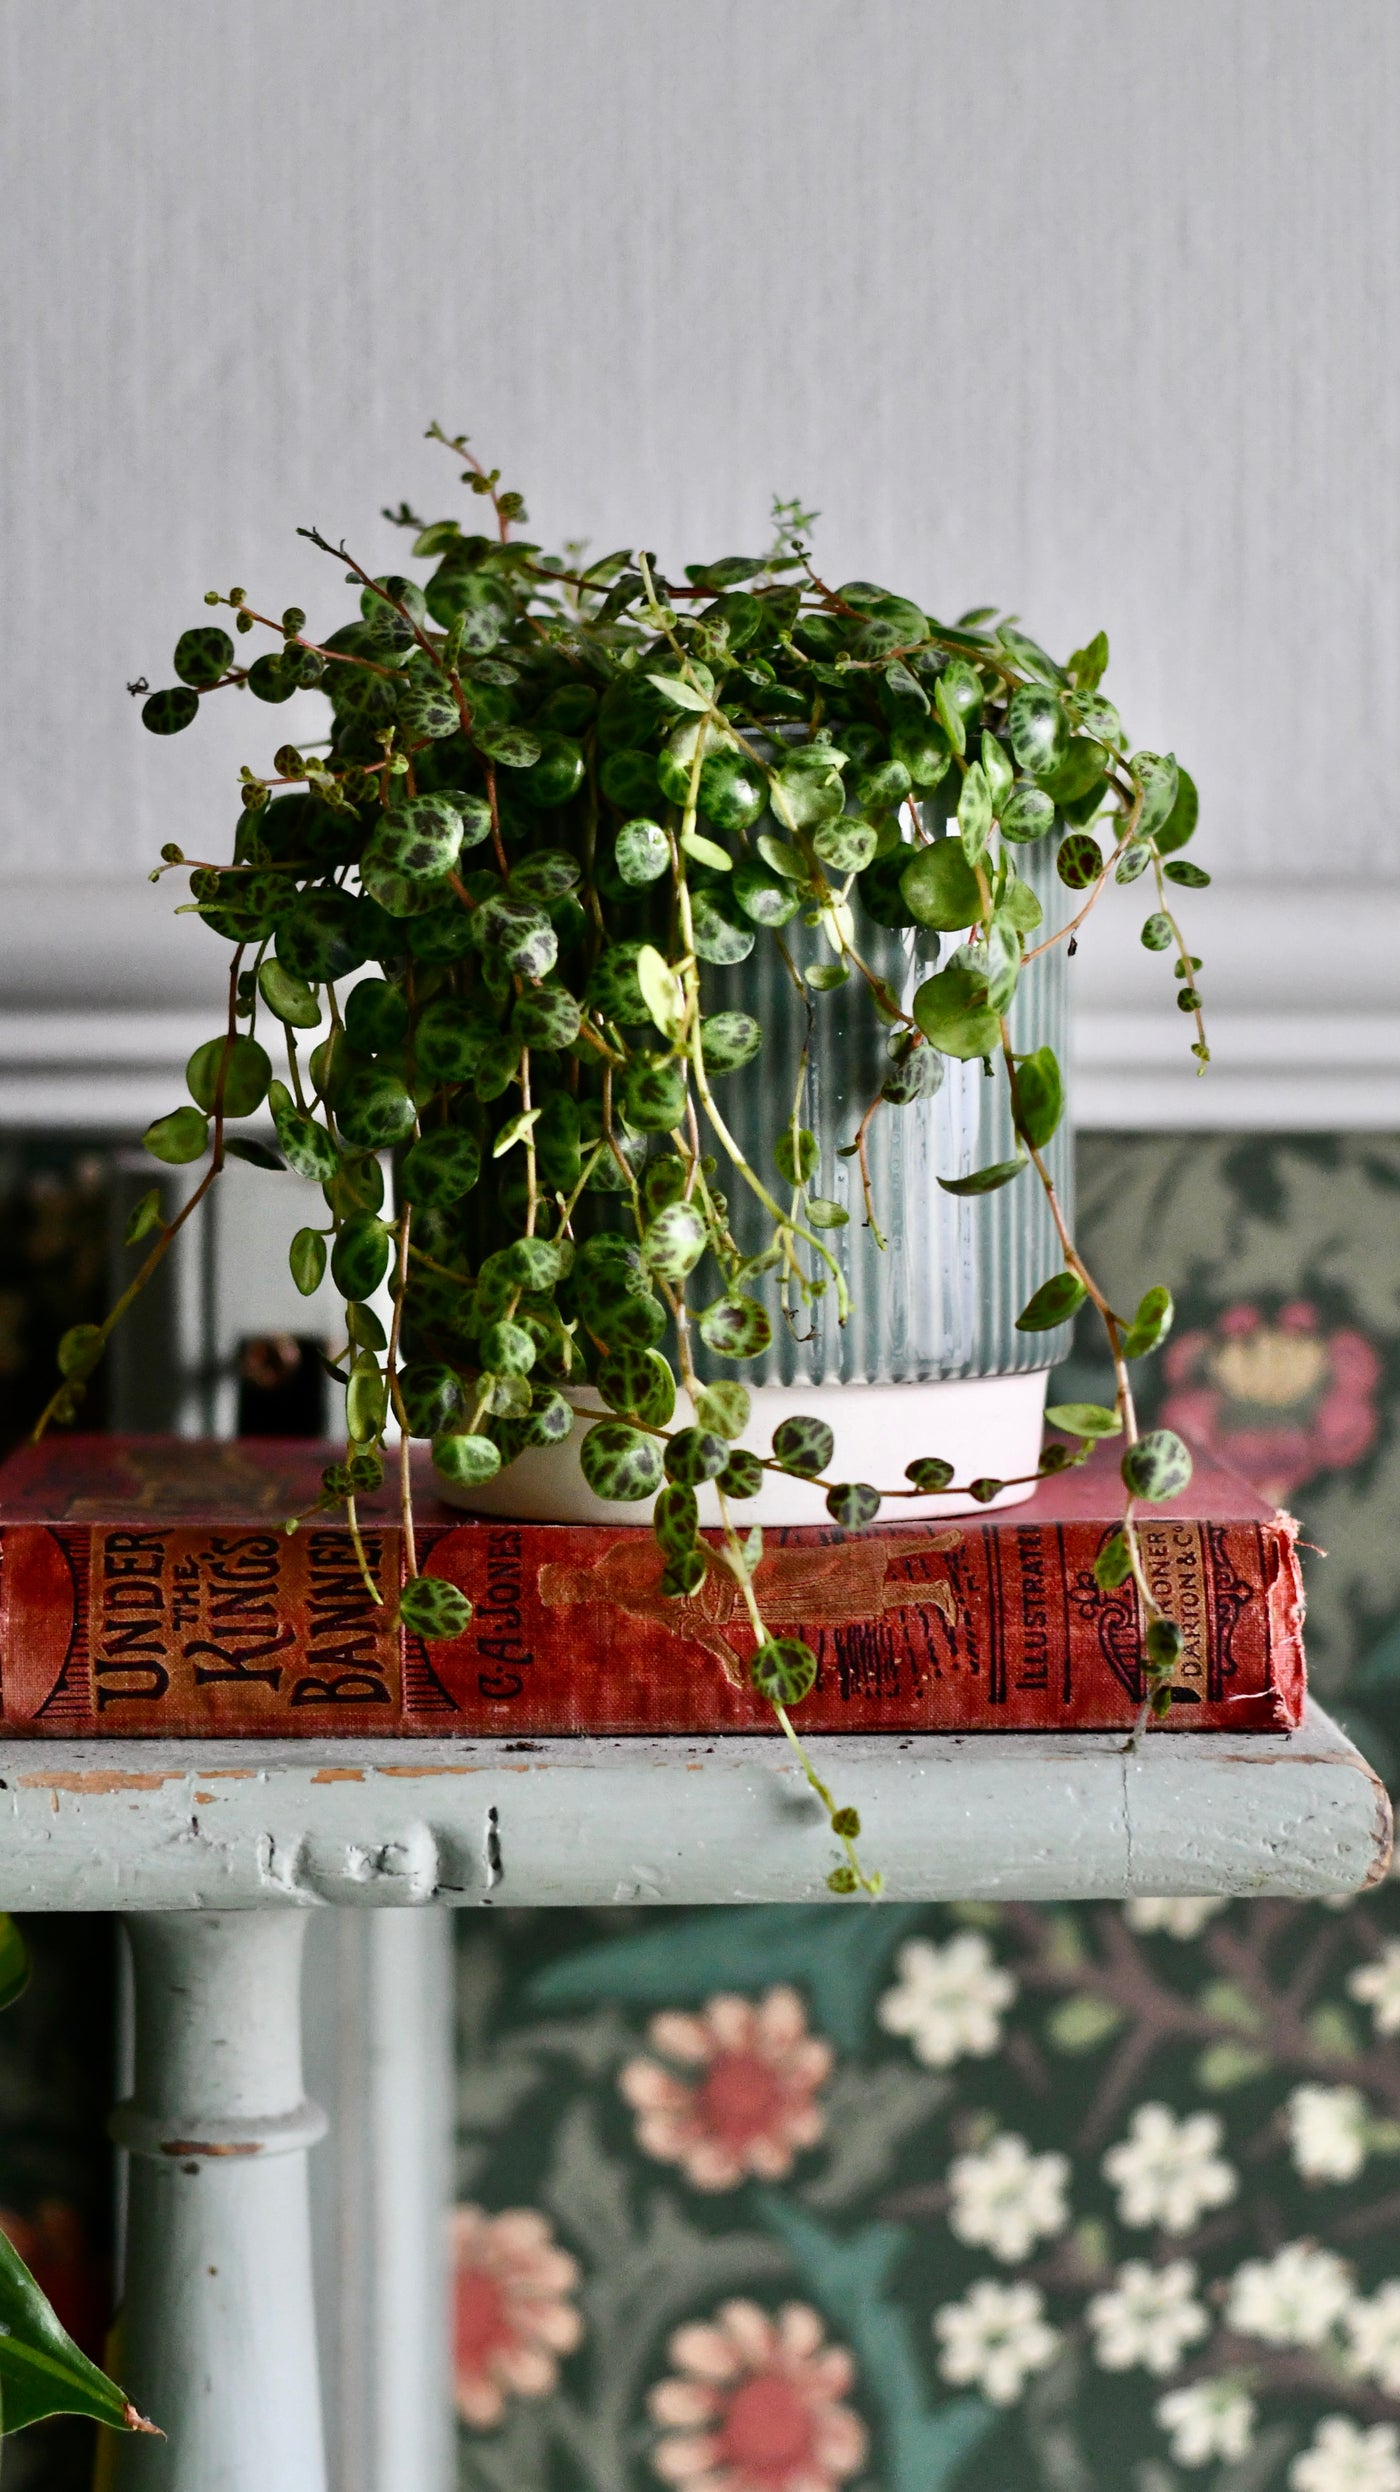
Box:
110, 1910, 328, 2492
305, 1910, 454, 2492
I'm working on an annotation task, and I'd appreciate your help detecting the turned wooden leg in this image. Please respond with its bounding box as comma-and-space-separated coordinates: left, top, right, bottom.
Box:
110, 1911, 328, 2492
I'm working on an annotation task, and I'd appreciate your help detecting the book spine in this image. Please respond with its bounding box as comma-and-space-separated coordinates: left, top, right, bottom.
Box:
0, 1511, 1304, 1738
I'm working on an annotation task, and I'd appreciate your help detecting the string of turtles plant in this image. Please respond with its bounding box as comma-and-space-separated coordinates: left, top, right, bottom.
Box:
37, 429, 1210, 1897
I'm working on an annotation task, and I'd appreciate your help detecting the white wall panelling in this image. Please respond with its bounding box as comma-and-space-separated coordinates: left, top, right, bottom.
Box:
1, 880, 1393, 1131
2, 0, 1398, 1115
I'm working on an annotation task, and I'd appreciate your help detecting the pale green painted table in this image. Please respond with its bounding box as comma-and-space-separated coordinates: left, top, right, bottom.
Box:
0, 1705, 1388, 2492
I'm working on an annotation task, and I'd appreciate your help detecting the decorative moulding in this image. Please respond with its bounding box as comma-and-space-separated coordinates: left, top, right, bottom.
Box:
0, 878, 1395, 1132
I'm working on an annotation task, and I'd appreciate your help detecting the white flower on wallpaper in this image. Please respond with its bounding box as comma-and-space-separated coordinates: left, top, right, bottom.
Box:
932, 2278, 1060, 2405
1086, 2260, 1210, 2375
1287, 2084, 1371, 2184
876, 1933, 1015, 2069
1350, 1942, 1400, 2038
946, 2131, 1071, 2263
1226, 2242, 1356, 2347
1102, 2104, 1237, 2234
1346, 2284, 1400, 2397
1289, 2416, 1400, 2492
1155, 2374, 1258, 2467
1124, 1896, 1229, 1940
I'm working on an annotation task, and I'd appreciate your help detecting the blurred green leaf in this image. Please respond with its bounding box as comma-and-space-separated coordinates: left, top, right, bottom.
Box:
1045, 1403, 1122, 1439
1047, 1995, 1125, 2052
0, 2227, 147, 2435
937, 1155, 1025, 1197
0, 1918, 27, 2013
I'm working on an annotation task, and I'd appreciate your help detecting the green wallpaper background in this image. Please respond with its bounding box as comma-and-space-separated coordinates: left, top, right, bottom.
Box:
449, 1135, 1400, 2492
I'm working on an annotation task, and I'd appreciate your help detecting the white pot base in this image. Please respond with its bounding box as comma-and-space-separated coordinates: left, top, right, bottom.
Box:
433, 1371, 1052, 1526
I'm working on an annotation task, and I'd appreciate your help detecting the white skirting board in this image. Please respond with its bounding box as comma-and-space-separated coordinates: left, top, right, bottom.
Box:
0, 1704, 1387, 1910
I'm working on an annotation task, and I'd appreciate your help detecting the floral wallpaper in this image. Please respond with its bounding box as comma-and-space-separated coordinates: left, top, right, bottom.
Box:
0, 1131, 1396, 2488
450, 1133, 1400, 2492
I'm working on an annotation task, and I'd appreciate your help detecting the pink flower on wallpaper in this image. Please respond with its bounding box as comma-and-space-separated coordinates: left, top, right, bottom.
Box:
649, 2298, 867, 2491
620, 1986, 834, 2192
450, 2204, 582, 2428
1159, 1300, 1381, 1506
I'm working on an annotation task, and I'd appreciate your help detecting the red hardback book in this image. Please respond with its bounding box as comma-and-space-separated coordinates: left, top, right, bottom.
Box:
0, 1435, 1304, 1739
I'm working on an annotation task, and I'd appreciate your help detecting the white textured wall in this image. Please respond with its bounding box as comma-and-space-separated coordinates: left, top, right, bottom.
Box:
1, 0, 1397, 1089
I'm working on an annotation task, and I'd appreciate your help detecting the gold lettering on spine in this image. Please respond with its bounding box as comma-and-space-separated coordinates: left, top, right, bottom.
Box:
1138, 1521, 1208, 1700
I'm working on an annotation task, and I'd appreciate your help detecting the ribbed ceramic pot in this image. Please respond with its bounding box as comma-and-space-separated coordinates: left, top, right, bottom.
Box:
441, 830, 1073, 1525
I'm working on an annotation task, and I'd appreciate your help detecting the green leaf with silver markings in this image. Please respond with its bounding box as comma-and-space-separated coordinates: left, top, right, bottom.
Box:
473, 724, 542, 769
698, 1295, 773, 1360
579, 1420, 665, 1503
751, 1638, 818, 1705
615, 819, 670, 885
399, 1577, 473, 1640
699, 1011, 762, 1074
694, 1382, 750, 1440
771, 1416, 834, 1478
1153, 766, 1199, 856
1121, 1428, 1193, 1499
597, 1347, 676, 1428
1094, 1532, 1134, 1590
957, 761, 992, 864
774, 1127, 819, 1187
643, 1201, 708, 1281
186, 1035, 271, 1118
433, 1432, 502, 1487
1132, 751, 1179, 841
826, 1483, 881, 1528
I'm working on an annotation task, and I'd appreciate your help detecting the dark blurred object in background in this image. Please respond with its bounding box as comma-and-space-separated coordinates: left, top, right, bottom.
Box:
236, 1333, 328, 1438
0, 1144, 110, 1458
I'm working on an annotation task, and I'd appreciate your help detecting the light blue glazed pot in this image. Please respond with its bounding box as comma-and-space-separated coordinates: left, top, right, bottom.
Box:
445, 830, 1072, 1526
701, 823, 1072, 1390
